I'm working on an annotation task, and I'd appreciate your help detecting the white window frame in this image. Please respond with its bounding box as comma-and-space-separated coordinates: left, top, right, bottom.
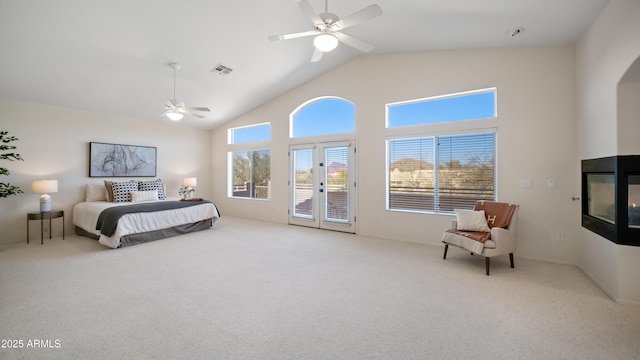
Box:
227, 147, 271, 200
290, 96, 355, 139
386, 87, 497, 129
228, 122, 271, 145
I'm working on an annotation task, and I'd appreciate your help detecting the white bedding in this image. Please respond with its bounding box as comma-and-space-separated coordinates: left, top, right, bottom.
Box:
73, 198, 219, 248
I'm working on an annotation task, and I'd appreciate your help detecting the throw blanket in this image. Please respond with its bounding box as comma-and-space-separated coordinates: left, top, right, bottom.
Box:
474, 201, 517, 229
443, 229, 491, 255
96, 200, 219, 237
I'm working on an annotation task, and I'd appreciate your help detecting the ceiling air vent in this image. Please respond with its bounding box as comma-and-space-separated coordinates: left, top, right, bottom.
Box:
211, 64, 233, 76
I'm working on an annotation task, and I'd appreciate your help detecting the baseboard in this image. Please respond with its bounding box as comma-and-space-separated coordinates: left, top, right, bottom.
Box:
577, 264, 616, 300
516, 255, 577, 267
575, 264, 640, 308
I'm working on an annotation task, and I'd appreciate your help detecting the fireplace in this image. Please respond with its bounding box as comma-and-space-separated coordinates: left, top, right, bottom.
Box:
582, 156, 640, 246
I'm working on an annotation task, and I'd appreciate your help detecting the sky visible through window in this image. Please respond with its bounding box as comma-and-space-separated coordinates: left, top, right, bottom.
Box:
230, 123, 271, 144
230, 90, 495, 166
292, 98, 355, 138
230, 98, 356, 143
387, 90, 495, 128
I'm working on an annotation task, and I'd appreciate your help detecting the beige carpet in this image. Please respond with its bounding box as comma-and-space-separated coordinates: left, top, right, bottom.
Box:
1, 216, 639, 360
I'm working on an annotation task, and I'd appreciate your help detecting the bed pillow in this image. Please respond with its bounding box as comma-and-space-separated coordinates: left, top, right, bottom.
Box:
138, 179, 166, 200
105, 180, 139, 202
130, 190, 159, 202
111, 181, 140, 203
85, 184, 107, 202
104, 181, 114, 202
455, 209, 491, 232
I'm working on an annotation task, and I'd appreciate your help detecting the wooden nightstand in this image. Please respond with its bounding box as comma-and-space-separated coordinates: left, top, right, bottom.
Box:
27, 210, 65, 245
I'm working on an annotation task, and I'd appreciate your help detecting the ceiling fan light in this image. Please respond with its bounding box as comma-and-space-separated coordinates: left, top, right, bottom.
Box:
166, 111, 183, 121
314, 34, 338, 52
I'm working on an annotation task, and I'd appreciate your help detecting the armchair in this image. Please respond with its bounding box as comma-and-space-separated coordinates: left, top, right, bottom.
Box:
442, 201, 519, 275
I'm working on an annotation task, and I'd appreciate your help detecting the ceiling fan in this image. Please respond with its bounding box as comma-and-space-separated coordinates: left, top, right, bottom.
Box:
268, 0, 382, 62
163, 63, 210, 121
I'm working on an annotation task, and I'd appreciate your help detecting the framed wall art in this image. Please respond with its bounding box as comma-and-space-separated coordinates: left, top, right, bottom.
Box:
89, 142, 157, 177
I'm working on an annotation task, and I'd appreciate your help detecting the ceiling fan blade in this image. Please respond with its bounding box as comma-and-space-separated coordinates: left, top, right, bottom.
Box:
331, 4, 383, 31
298, 0, 324, 25
185, 106, 210, 112
268, 30, 320, 41
184, 110, 205, 119
165, 101, 176, 110
310, 48, 323, 62
334, 32, 375, 53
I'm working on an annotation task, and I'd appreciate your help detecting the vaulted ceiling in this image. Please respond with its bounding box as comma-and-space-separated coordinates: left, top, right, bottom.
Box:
0, 0, 610, 129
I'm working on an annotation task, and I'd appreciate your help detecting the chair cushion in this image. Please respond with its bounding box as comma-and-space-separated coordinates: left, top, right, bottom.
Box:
443, 229, 490, 255
455, 209, 491, 232
445, 228, 491, 243
484, 239, 496, 249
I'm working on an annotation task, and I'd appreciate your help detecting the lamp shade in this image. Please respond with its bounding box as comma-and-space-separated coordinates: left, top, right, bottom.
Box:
314, 34, 339, 52
32, 179, 58, 212
183, 177, 197, 187
31, 180, 58, 194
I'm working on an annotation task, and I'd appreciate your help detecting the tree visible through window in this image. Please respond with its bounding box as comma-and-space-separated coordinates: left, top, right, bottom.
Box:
230, 149, 270, 199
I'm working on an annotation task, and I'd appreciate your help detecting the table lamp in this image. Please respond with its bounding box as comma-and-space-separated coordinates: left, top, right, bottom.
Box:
183, 177, 197, 200
32, 179, 58, 212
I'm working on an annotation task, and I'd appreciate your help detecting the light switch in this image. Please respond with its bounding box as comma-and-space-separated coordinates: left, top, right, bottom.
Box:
548, 179, 555, 189
521, 179, 532, 189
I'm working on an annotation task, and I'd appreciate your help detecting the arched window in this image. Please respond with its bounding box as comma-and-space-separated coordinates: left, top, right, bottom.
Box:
291, 97, 355, 138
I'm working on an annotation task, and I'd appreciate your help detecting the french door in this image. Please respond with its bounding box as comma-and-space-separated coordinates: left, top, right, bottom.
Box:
289, 140, 356, 233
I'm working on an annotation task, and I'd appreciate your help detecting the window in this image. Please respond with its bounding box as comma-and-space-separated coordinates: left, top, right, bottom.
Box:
291, 97, 355, 138
228, 123, 271, 200
387, 132, 496, 213
228, 123, 270, 144
387, 88, 496, 128
228, 149, 271, 199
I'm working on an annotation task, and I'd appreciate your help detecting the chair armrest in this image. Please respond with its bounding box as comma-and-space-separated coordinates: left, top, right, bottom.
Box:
489, 226, 517, 254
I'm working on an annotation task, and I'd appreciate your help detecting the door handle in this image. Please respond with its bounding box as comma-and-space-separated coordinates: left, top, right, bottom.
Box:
319, 189, 324, 193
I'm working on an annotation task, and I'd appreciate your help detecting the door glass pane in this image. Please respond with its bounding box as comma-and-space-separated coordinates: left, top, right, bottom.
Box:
293, 149, 314, 218
325, 146, 349, 222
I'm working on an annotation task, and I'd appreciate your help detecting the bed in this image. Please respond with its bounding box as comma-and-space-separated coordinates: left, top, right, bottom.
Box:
73, 181, 220, 248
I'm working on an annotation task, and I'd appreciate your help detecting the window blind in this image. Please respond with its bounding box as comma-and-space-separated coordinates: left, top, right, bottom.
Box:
388, 132, 495, 213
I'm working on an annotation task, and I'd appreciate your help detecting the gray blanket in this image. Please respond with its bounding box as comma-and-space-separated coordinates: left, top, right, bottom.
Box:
96, 200, 219, 237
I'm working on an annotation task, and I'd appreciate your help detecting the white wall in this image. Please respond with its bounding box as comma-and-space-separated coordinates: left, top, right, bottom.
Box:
211, 46, 580, 265
0, 98, 212, 244
576, 0, 640, 305
618, 65, 640, 156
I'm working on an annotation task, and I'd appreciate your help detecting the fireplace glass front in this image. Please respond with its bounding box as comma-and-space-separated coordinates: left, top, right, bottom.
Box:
629, 175, 640, 228
587, 173, 615, 224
